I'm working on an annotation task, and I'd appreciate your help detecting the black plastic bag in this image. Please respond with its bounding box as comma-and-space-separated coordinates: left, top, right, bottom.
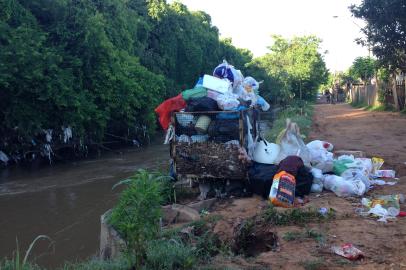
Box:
185, 97, 219, 112
295, 166, 313, 197
207, 119, 240, 142
248, 162, 279, 199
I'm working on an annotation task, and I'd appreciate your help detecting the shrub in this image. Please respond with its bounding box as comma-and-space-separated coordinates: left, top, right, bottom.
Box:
108, 169, 167, 267
144, 239, 196, 270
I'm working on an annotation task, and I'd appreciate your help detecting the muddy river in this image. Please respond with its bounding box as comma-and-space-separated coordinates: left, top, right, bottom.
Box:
0, 142, 168, 268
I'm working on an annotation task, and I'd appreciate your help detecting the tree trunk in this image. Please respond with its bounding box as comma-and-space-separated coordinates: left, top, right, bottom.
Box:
392, 72, 400, 110
299, 81, 302, 100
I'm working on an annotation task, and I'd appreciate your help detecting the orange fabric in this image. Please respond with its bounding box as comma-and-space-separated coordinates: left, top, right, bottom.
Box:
155, 94, 186, 130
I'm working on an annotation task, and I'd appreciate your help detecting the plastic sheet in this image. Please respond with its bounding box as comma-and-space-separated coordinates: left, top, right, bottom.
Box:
275, 119, 311, 166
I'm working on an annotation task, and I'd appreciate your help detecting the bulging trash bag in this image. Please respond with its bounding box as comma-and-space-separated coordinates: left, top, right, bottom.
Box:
324, 175, 366, 197
181, 86, 208, 101
256, 96, 270, 111
341, 168, 371, 191
275, 119, 311, 166
308, 148, 334, 173
307, 140, 334, 152
185, 97, 219, 112
310, 168, 324, 193
248, 162, 278, 199
213, 60, 242, 90
243, 76, 260, 94
216, 92, 240, 110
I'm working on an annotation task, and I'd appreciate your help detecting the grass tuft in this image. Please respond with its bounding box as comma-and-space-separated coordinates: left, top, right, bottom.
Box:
262, 206, 335, 226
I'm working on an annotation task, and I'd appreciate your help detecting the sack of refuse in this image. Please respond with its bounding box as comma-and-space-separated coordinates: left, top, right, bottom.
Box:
324, 175, 366, 197
248, 162, 279, 199
307, 140, 334, 152
256, 96, 270, 111
216, 92, 240, 110
213, 60, 243, 90
341, 168, 371, 191
334, 156, 374, 177
243, 76, 260, 95
308, 148, 334, 173
275, 119, 311, 166
310, 167, 324, 193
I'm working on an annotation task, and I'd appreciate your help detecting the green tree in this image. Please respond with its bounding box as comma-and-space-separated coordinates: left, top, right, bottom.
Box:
351, 0, 406, 70
349, 56, 376, 84
252, 35, 328, 103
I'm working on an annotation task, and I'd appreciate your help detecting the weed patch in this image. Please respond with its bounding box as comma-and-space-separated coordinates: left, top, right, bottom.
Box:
262, 206, 335, 226
282, 228, 325, 244
300, 258, 326, 270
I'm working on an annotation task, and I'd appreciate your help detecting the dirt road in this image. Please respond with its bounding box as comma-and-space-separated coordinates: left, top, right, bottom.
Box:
310, 104, 406, 176
209, 104, 406, 270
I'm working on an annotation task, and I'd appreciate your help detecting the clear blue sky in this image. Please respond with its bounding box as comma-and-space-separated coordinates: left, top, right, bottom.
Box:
170, 0, 370, 72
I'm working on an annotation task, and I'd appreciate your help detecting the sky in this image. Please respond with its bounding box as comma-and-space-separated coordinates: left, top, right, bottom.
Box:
170, 0, 370, 72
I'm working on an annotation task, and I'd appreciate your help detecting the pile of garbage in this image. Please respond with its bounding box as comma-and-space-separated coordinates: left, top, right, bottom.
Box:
155, 60, 270, 133
156, 61, 270, 179
247, 119, 399, 209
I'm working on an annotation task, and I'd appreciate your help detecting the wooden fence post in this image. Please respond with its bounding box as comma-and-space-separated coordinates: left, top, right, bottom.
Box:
392, 72, 400, 110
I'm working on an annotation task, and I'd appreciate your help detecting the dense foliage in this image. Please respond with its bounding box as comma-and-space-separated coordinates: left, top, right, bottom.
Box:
250, 35, 329, 104
0, 0, 258, 161
349, 56, 376, 84
351, 0, 406, 71
0, 0, 329, 163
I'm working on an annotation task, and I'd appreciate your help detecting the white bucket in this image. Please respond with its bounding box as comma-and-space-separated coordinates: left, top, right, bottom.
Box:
195, 115, 211, 134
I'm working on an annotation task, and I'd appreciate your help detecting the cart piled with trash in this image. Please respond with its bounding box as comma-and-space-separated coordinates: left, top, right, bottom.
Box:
155, 61, 270, 198
155, 61, 401, 222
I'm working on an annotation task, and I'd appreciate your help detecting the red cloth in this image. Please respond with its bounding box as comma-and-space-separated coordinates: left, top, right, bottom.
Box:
155, 94, 186, 130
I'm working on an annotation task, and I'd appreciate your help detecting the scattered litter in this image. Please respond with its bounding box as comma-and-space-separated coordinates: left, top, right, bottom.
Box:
318, 207, 328, 216
398, 211, 406, 217
331, 243, 364, 260
372, 157, 384, 172
360, 195, 403, 222
370, 179, 397, 186
372, 170, 396, 179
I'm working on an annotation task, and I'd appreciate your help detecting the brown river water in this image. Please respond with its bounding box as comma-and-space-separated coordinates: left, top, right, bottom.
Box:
0, 142, 168, 269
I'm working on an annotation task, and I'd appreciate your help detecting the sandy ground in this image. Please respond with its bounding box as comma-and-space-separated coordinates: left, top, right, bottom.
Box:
208, 104, 406, 270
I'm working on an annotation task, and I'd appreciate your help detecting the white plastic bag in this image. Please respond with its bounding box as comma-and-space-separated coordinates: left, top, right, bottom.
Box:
243, 76, 260, 94
311, 167, 323, 181
275, 119, 311, 166
308, 148, 334, 173
216, 92, 240, 110
324, 175, 366, 197
341, 168, 371, 191
307, 140, 334, 152
310, 167, 324, 193
257, 96, 270, 111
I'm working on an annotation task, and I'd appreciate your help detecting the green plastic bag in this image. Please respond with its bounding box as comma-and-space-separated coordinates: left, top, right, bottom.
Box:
333, 159, 353, 176
181, 86, 207, 101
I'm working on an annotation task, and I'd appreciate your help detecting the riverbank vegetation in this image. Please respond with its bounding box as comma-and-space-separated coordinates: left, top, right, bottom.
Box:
0, 0, 328, 165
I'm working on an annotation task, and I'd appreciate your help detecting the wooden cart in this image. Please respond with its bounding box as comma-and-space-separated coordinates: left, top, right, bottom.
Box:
170, 108, 258, 198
